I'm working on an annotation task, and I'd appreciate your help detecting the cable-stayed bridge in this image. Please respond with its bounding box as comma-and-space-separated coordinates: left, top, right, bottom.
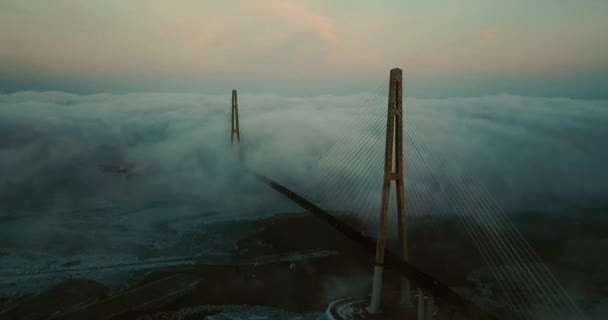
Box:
232, 69, 584, 320
0, 69, 590, 320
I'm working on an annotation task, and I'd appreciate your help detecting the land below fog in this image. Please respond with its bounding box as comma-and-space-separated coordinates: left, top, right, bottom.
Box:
0, 209, 606, 319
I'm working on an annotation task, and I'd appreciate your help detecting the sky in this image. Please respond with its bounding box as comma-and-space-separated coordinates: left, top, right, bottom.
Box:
1, 0, 607, 98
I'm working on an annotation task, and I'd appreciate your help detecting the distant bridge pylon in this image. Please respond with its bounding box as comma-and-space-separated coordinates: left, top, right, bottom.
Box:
231, 89, 240, 144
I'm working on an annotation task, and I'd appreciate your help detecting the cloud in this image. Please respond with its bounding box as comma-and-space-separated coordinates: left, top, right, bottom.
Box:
0, 1, 344, 80
1, 91, 607, 215
268, 0, 337, 47
1, 91, 607, 314
3, 1, 608, 98
480, 30, 496, 42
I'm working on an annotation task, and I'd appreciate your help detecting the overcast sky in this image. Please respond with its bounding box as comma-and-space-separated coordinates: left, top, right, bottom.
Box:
1, 0, 607, 97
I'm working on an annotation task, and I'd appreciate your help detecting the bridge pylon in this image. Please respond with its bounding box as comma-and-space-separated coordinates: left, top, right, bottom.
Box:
231, 89, 241, 144
367, 68, 412, 314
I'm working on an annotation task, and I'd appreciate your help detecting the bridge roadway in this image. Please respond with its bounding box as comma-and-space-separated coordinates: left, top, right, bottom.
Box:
253, 172, 499, 320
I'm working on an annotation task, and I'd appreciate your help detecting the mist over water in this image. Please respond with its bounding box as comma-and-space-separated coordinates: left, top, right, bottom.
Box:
0, 91, 607, 317
404, 95, 608, 212
1, 92, 606, 215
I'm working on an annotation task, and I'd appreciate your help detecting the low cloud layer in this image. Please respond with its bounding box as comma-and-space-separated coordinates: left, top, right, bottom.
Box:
1, 91, 607, 317
403, 95, 608, 212
1, 91, 607, 217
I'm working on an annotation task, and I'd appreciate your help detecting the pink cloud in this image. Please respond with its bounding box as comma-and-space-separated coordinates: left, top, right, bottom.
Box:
480, 30, 496, 42
268, 0, 337, 47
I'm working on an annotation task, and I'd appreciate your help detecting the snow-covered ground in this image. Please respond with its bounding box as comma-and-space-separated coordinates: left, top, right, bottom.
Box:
140, 305, 324, 320
0, 201, 269, 297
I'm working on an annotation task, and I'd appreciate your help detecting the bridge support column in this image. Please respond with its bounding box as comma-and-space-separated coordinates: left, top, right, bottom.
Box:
367, 68, 410, 314
368, 265, 384, 313
401, 276, 414, 307
415, 290, 435, 320
417, 289, 425, 320
425, 294, 435, 320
